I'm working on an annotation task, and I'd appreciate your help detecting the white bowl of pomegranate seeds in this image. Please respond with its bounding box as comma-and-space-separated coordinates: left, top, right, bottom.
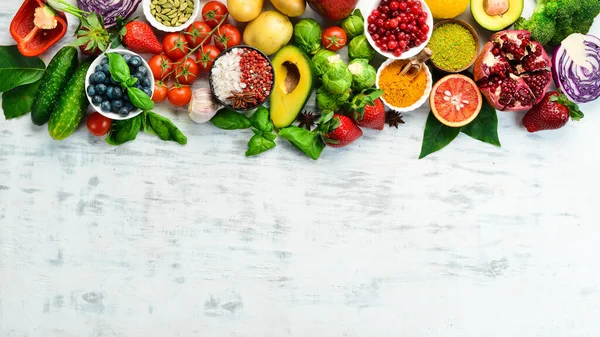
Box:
209, 46, 275, 112
364, 0, 434, 60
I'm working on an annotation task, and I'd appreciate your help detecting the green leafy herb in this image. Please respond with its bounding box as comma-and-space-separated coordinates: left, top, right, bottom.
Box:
0, 45, 46, 93
246, 134, 276, 157
246, 106, 276, 157
210, 107, 251, 130
2, 80, 41, 119
126, 77, 137, 87
106, 114, 142, 146
107, 52, 130, 83
279, 126, 326, 160
419, 111, 461, 159
128, 87, 154, 111
461, 100, 501, 147
144, 111, 187, 145
249, 106, 273, 132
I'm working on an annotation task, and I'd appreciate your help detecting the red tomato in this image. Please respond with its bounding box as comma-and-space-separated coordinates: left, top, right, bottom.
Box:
322, 26, 347, 51
148, 54, 173, 80
196, 44, 221, 72
175, 57, 200, 85
152, 81, 168, 103
185, 21, 213, 48
202, 1, 228, 28
162, 33, 189, 61
214, 24, 241, 51
168, 85, 192, 107
87, 112, 112, 136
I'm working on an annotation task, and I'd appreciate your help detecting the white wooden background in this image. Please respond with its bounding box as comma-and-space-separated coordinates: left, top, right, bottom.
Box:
1, 0, 600, 336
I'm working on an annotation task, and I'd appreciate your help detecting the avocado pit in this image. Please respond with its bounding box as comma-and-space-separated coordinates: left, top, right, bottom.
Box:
484, 0, 509, 16
283, 61, 300, 94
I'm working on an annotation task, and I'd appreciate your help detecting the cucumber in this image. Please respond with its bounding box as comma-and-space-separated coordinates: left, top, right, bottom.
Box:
31, 46, 79, 126
48, 60, 92, 141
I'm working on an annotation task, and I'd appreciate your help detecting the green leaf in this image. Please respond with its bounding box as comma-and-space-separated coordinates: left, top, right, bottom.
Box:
210, 107, 251, 130
245, 134, 276, 157
107, 52, 130, 83
106, 114, 142, 146
2, 80, 41, 119
126, 77, 137, 87
146, 111, 187, 145
419, 111, 461, 159
249, 106, 273, 132
461, 100, 501, 147
128, 87, 154, 111
279, 126, 326, 160
0, 45, 46, 92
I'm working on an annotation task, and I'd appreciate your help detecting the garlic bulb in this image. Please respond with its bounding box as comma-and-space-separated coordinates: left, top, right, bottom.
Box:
188, 88, 222, 123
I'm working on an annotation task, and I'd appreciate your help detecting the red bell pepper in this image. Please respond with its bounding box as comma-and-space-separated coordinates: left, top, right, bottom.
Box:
10, 0, 68, 57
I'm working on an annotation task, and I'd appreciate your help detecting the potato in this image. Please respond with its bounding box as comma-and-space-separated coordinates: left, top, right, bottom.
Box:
243, 11, 293, 56
270, 0, 306, 17
228, 0, 263, 22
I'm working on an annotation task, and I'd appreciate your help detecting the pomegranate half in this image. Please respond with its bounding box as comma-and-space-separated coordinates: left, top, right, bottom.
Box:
473, 30, 552, 112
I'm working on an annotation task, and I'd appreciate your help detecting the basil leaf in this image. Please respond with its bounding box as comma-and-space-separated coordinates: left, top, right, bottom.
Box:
128, 87, 154, 111
126, 77, 137, 87
246, 134, 276, 157
278, 126, 326, 160
106, 114, 142, 146
419, 111, 461, 159
146, 111, 187, 145
0, 46, 46, 93
461, 100, 501, 147
263, 132, 277, 141
2, 80, 41, 119
107, 52, 130, 83
210, 107, 251, 130
249, 106, 273, 132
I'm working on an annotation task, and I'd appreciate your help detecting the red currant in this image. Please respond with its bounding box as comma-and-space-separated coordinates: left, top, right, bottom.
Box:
387, 40, 398, 50
389, 1, 400, 10
389, 18, 399, 28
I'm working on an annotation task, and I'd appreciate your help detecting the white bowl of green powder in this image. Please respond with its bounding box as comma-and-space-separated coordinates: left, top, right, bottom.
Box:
428, 19, 479, 73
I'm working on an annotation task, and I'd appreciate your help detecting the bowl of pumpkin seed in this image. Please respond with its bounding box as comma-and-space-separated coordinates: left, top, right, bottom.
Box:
142, 0, 199, 32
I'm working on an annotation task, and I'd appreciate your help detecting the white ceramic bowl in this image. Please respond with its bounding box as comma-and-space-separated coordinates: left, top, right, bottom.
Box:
142, 0, 200, 33
376, 58, 433, 112
85, 49, 155, 121
363, 0, 434, 60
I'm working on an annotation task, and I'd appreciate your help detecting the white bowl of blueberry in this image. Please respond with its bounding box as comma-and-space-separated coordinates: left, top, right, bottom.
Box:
85, 49, 155, 120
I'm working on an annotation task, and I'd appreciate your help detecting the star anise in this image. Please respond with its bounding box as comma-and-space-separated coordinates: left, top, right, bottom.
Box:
296, 111, 321, 130
386, 110, 405, 128
227, 91, 257, 109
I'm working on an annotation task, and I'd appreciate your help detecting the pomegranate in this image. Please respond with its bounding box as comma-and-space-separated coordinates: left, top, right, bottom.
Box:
307, 0, 358, 21
473, 30, 552, 112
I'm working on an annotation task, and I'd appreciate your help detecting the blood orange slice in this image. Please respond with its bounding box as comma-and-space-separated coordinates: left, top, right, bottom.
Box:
430, 74, 482, 127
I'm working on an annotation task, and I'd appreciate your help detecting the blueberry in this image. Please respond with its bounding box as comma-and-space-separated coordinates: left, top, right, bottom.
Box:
123, 54, 132, 63
125, 103, 134, 111
136, 67, 148, 76
118, 107, 130, 117
95, 71, 107, 84
92, 95, 103, 105
142, 78, 152, 88
133, 74, 145, 83
113, 87, 123, 99
123, 94, 130, 102
100, 101, 111, 112
102, 63, 110, 75
130, 56, 142, 67
95, 65, 103, 73
87, 86, 96, 96
112, 99, 124, 111
106, 86, 115, 99
110, 77, 119, 85
100, 57, 109, 65
89, 74, 97, 84
142, 87, 153, 97
95, 83, 107, 95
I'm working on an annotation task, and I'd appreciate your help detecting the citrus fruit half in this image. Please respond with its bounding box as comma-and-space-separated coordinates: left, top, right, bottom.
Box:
424, 0, 470, 19
430, 74, 482, 127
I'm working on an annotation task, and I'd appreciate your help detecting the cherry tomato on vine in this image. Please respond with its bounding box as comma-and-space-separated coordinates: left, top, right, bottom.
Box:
168, 84, 192, 107
175, 57, 200, 85
87, 112, 112, 136
152, 81, 168, 103
322, 26, 347, 51
185, 21, 213, 48
162, 33, 189, 61
196, 44, 220, 72
148, 54, 173, 80
214, 24, 241, 51
202, 1, 228, 28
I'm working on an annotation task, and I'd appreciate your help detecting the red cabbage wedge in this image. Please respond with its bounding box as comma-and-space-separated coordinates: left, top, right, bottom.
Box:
552, 33, 600, 104
77, 0, 141, 28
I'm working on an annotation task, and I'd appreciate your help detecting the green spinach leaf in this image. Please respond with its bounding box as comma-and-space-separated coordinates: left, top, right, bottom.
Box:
0, 45, 45, 93
279, 126, 326, 160
461, 100, 501, 147
419, 111, 461, 159
2, 80, 41, 119
107, 52, 131, 84
146, 111, 187, 145
210, 108, 251, 130
128, 87, 154, 111
246, 134, 276, 157
249, 106, 273, 132
106, 114, 142, 146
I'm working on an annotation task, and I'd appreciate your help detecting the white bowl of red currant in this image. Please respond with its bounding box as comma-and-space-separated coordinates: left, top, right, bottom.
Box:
364, 0, 434, 60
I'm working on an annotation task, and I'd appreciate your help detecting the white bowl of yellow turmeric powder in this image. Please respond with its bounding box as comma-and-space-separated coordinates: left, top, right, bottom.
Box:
376, 59, 433, 113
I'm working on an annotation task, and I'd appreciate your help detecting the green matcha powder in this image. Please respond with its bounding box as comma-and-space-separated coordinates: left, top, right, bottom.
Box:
429, 23, 477, 72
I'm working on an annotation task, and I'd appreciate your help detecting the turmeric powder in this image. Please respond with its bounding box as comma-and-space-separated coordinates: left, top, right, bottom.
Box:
378, 60, 427, 108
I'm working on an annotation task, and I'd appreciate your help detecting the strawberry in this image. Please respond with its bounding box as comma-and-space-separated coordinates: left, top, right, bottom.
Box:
318, 112, 363, 148
345, 89, 386, 130
522, 91, 584, 133
72, 13, 112, 56
121, 21, 162, 54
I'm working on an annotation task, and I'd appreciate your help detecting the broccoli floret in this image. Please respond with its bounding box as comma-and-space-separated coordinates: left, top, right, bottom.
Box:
514, 13, 555, 46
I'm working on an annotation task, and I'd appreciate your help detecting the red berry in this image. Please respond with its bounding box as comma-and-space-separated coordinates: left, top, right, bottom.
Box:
393, 48, 403, 57
387, 40, 398, 50
421, 24, 429, 34
390, 1, 400, 10
399, 2, 407, 10
389, 18, 399, 28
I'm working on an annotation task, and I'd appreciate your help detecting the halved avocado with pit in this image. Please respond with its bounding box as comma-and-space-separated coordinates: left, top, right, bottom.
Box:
270, 45, 315, 129
471, 0, 524, 31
